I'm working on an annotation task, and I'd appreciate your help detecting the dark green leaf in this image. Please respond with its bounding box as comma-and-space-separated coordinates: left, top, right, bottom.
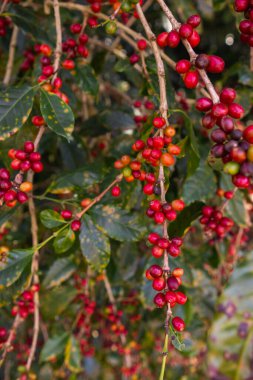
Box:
75, 65, 99, 96
0, 249, 33, 288
40, 333, 69, 363
90, 205, 146, 242
42, 257, 76, 289
64, 336, 81, 373
168, 201, 204, 237
0, 86, 35, 140
40, 209, 66, 229
53, 228, 76, 254
79, 214, 110, 272
40, 89, 74, 141
41, 286, 77, 318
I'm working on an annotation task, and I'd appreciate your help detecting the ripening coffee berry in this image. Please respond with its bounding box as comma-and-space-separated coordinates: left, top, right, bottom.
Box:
187, 14, 201, 28
228, 103, 244, 119
171, 199, 185, 211
211, 103, 228, 118
154, 293, 166, 307
176, 59, 191, 74
175, 291, 187, 305
153, 117, 166, 129
129, 54, 140, 65
71, 220, 81, 231
195, 54, 210, 69
179, 23, 193, 38
184, 71, 199, 88
196, 97, 213, 112
160, 153, 175, 166
243, 125, 253, 143
61, 210, 72, 219
149, 264, 163, 278
148, 232, 160, 245
31, 161, 44, 173
172, 316, 185, 331
156, 32, 169, 48
167, 276, 180, 291
32, 116, 45, 126
207, 55, 225, 73
20, 182, 33, 192
17, 191, 28, 204
137, 39, 147, 50
165, 291, 177, 304
220, 88, 236, 104
111, 186, 121, 197
187, 30, 200, 47
24, 141, 34, 153
152, 277, 166, 291
234, 0, 249, 12
62, 59, 75, 70
167, 30, 180, 48
232, 174, 250, 188
70, 23, 82, 33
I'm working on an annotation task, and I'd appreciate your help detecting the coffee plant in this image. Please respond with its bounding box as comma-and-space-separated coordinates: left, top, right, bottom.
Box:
0, 0, 253, 379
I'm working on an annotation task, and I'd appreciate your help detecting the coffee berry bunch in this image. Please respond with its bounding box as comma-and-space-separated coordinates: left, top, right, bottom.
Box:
234, 0, 253, 46
11, 285, 39, 320
199, 205, 235, 240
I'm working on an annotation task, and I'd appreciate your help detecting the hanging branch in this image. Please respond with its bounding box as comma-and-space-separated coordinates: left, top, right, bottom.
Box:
3, 26, 19, 87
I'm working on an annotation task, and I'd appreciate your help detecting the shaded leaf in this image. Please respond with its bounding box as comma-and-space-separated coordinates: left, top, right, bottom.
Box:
0, 86, 35, 140
40, 209, 66, 229
0, 249, 33, 288
40, 333, 69, 363
40, 89, 74, 141
53, 228, 76, 254
43, 257, 76, 289
41, 286, 77, 318
64, 336, 81, 373
79, 215, 110, 272
75, 65, 99, 96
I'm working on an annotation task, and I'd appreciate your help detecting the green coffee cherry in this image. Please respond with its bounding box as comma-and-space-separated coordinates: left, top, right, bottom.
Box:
105, 21, 117, 35
223, 161, 240, 175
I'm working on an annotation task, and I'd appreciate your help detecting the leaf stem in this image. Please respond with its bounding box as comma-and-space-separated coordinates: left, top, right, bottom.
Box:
159, 333, 169, 380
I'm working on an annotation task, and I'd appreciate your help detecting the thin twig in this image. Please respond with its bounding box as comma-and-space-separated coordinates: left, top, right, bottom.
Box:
52, 0, 62, 81
3, 26, 19, 87
0, 315, 21, 367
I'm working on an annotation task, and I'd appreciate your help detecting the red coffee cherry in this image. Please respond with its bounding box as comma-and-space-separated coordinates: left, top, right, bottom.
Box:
187, 14, 201, 28
62, 59, 75, 70
31, 161, 44, 173
176, 59, 191, 74
152, 277, 166, 291
111, 186, 121, 197
187, 30, 200, 47
179, 23, 193, 38
220, 88, 237, 104
175, 291, 187, 305
79, 33, 89, 45
156, 32, 169, 48
171, 199, 185, 211
32, 116, 45, 126
211, 103, 228, 118
70, 23, 82, 34
71, 220, 81, 231
195, 97, 213, 112
91, 2, 101, 12
234, 0, 249, 12
143, 183, 154, 195
195, 54, 210, 69
165, 291, 177, 304
184, 71, 199, 88
61, 210, 72, 219
243, 125, 253, 143
167, 276, 180, 291
232, 174, 250, 188
202, 112, 216, 129
129, 53, 140, 64
137, 39, 147, 50
153, 117, 166, 129
42, 65, 54, 77
172, 316, 185, 331
154, 293, 166, 308
149, 264, 163, 278
207, 55, 225, 73
228, 103, 244, 119
167, 30, 180, 48
24, 141, 34, 153
16, 191, 28, 204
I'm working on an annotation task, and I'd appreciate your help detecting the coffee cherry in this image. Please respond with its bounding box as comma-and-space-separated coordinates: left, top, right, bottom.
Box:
154, 293, 166, 307
149, 264, 163, 278
15, 150, 27, 160
145, 268, 154, 280
62, 59, 75, 70
220, 116, 234, 133
29, 152, 41, 162
42, 65, 54, 77
153, 117, 166, 129
152, 245, 164, 258
220, 88, 237, 104
160, 153, 175, 166
211, 103, 228, 118
167, 31, 180, 48
187, 30, 200, 47
232, 174, 250, 188
17, 191, 28, 204
234, 0, 249, 12
167, 244, 180, 257
70, 23, 82, 34
175, 291, 187, 305
184, 71, 199, 88
202, 112, 216, 129
187, 14, 201, 28
172, 267, 184, 277
224, 162, 240, 175
156, 32, 169, 48
176, 59, 191, 74
4, 190, 16, 202
210, 129, 226, 143
195, 54, 210, 69
143, 183, 154, 195
32, 116, 45, 126
79, 33, 89, 45
224, 191, 234, 199
228, 103, 244, 119
137, 39, 147, 50
167, 276, 180, 291
20, 181, 33, 193
111, 186, 121, 197
61, 210, 72, 219
195, 97, 213, 112
172, 316, 185, 331
31, 161, 44, 173
152, 277, 166, 291
165, 291, 177, 304
40, 44, 52, 56
243, 125, 253, 143
165, 209, 177, 221
71, 220, 81, 231
179, 23, 193, 38
207, 55, 225, 73
0, 169, 10, 180
20, 160, 31, 172
24, 141, 34, 153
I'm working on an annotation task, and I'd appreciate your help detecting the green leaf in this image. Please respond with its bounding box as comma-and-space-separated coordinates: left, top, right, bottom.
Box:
40, 89, 74, 141
46, 164, 107, 194
79, 214, 110, 272
0, 86, 35, 140
41, 286, 77, 318
64, 336, 81, 373
0, 249, 33, 288
40, 333, 69, 363
43, 257, 76, 289
170, 108, 200, 177
220, 174, 248, 227
90, 205, 146, 242
182, 160, 216, 203
53, 228, 76, 254
75, 64, 99, 96
168, 201, 205, 237
40, 210, 66, 229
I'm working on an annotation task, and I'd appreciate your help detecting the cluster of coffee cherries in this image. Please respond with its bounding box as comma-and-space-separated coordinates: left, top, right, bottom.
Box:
175, 53, 224, 89
133, 98, 155, 126
11, 285, 39, 319
234, 0, 253, 46
9, 141, 43, 174
146, 199, 185, 226
0, 16, 11, 38
146, 262, 186, 331
60, 209, 81, 231
0, 169, 32, 207
199, 205, 234, 239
